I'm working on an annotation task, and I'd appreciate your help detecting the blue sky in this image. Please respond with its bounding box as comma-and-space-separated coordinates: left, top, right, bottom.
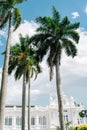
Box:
0, 0, 87, 108
19, 0, 87, 28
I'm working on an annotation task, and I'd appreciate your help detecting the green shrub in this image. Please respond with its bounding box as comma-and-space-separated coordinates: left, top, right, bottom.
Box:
56, 126, 61, 130
72, 124, 87, 130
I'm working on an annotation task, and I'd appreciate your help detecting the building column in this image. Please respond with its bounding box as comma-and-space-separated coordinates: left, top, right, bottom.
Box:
36, 115, 39, 129
13, 115, 16, 129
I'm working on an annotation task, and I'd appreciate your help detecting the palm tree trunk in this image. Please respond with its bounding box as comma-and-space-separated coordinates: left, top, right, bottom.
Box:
0, 15, 12, 130
22, 70, 26, 130
55, 55, 65, 130
28, 78, 30, 130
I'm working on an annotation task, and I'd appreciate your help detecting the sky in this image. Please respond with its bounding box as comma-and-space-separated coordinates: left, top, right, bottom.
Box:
0, 0, 87, 108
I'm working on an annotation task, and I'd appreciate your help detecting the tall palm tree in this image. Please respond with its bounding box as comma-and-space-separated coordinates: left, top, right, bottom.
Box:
26, 51, 41, 130
27, 61, 41, 130
0, 1, 27, 130
8, 34, 41, 130
30, 6, 80, 130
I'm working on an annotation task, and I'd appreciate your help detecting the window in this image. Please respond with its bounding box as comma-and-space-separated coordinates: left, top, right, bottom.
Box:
66, 115, 68, 122
5, 117, 12, 126
39, 117, 42, 125
64, 110, 67, 112
16, 116, 21, 126
31, 117, 35, 125
43, 116, 47, 125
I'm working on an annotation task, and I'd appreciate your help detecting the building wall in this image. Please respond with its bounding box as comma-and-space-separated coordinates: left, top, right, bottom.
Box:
3, 96, 86, 130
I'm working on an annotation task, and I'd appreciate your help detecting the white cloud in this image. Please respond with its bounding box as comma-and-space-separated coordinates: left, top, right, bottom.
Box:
61, 28, 87, 77
84, 5, 87, 14
11, 20, 39, 45
5, 72, 41, 105
72, 12, 80, 19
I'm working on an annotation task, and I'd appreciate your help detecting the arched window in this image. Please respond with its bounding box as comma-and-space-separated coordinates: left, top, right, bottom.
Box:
16, 116, 21, 126
31, 117, 35, 125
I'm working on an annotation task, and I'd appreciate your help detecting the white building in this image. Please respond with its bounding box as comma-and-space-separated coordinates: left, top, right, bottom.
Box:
4, 94, 85, 130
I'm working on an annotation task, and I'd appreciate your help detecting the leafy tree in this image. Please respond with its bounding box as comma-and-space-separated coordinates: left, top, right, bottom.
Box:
8, 34, 41, 130
79, 110, 87, 118
0, 1, 27, 130
72, 124, 87, 130
30, 6, 80, 130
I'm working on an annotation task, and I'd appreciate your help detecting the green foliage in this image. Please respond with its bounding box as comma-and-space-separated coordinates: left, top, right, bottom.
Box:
52, 6, 60, 24
30, 6, 80, 80
72, 124, 87, 130
56, 126, 61, 130
56, 125, 72, 130
0, 0, 27, 30
65, 121, 72, 130
12, 8, 22, 31
0, 11, 10, 29
15, 0, 27, 4
8, 34, 42, 82
79, 110, 87, 118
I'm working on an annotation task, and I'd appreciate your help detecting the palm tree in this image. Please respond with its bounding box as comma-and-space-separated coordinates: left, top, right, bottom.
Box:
26, 52, 41, 130
0, 1, 27, 130
30, 6, 80, 130
8, 34, 41, 130
27, 61, 41, 130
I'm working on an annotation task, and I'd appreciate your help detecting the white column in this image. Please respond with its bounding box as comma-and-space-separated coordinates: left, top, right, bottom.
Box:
13, 115, 16, 129
36, 115, 39, 129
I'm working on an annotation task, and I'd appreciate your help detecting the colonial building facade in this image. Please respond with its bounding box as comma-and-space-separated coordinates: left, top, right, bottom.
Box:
4, 94, 85, 130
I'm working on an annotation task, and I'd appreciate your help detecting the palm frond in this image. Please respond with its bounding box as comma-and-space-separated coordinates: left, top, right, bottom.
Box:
47, 46, 57, 80
0, 1, 8, 5
7, 0, 26, 6
10, 44, 21, 56
65, 44, 77, 57
37, 26, 48, 33
19, 34, 26, 52
12, 8, 22, 31
30, 67, 37, 79
52, 6, 60, 24
15, 0, 27, 4
7, 0, 16, 5
8, 59, 17, 74
64, 30, 79, 43
36, 16, 47, 25
62, 38, 77, 57
0, 11, 9, 28
47, 57, 54, 81
15, 65, 23, 80
26, 65, 30, 83
69, 43, 77, 57
60, 16, 70, 27
36, 64, 42, 73
65, 22, 80, 30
